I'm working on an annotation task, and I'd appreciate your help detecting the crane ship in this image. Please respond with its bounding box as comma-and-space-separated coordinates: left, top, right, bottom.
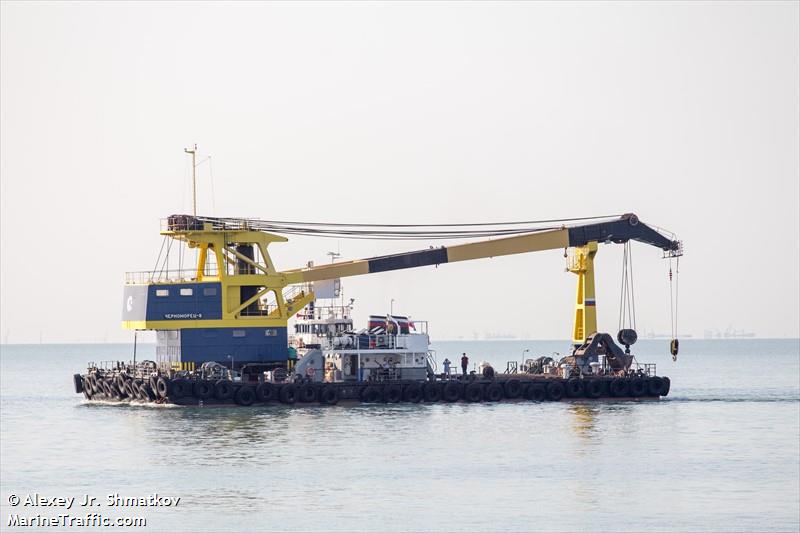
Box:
73, 212, 682, 406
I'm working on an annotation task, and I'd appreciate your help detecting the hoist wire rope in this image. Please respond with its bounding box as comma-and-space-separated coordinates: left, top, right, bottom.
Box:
675, 257, 680, 340
240, 225, 565, 239
190, 219, 613, 240
196, 213, 622, 230
629, 243, 637, 331
189, 213, 684, 242
669, 259, 674, 337
617, 242, 637, 332
670, 256, 680, 339
618, 244, 627, 331
157, 236, 173, 281
150, 236, 168, 282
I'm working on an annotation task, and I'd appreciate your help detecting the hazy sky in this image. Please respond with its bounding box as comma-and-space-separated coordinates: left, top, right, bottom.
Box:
1, 1, 798, 343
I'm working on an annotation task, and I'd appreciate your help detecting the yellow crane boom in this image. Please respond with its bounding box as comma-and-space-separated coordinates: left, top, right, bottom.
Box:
150, 213, 680, 346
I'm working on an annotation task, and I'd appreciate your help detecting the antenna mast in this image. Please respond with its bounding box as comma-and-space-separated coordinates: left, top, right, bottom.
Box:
184, 144, 197, 215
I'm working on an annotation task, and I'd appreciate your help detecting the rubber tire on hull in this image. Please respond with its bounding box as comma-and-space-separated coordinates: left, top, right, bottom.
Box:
235, 386, 256, 406
109, 382, 124, 400
139, 384, 156, 402
123, 380, 136, 398
194, 381, 214, 400
279, 384, 297, 404
629, 378, 647, 397
465, 383, 483, 402
97, 378, 110, 398
609, 378, 629, 397
170, 379, 190, 398
131, 381, 144, 400
214, 380, 234, 401
385, 384, 403, 403
361, 386, 382, 403
113, 380, 128, 400
133, 383, 144, 401
90, 375, 101, 394
526, 383, 546, 401
256, 382, 276, 403
423, 382, 442, 402
156, 377, 170, 399
149, 376, 159, 395
73, 374, 84, 394
565, 379, 584, 398
443, 382, 461, 403
503, 379, 522, 399
320, 385, 339, 405
486, 383, 503, 402
115, 374, 128, 391
403, 384, 423, 403
82, 378, 92, 400
584, 379, 603, 399
546, 381, 565, 401
298, 384, 317, 403
662, 377, 671, 397
646, 377, 667, 397
86, 374, 98, 394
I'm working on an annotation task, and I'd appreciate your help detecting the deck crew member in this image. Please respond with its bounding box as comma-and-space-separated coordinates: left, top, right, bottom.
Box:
443, 358, 451, 375
461, 353, 469, 376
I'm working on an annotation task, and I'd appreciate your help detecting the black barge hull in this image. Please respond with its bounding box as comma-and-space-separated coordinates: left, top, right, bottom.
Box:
75, 373, 671, 406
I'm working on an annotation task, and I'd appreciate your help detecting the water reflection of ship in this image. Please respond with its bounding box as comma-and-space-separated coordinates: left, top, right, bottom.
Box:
569, 404, 598, 441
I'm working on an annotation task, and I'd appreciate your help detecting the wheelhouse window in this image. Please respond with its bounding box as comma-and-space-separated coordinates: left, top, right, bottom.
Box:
180, 288, 193, 296
155, 289, 169, 297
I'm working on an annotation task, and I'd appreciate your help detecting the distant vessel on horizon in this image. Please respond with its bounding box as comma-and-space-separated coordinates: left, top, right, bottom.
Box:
484, 332, 518, 340
643, 329, 693, 339
704, 327, 756, 339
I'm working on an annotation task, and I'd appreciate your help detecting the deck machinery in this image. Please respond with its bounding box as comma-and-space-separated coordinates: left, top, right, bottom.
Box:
75, 213, 682, 405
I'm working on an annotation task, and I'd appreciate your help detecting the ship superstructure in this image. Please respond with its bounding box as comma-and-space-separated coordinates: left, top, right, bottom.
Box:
121, 215, 315, 374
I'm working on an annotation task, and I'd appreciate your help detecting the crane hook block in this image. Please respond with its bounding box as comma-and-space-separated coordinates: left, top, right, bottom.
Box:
670, 338, 680, 358
617, 329, 638, 347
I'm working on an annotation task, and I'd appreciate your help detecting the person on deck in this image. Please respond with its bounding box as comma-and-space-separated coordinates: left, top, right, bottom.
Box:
461, 353, 469, 376
443, 358, 451, 375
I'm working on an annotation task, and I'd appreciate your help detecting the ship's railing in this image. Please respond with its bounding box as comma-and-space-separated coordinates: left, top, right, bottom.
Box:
125, 267, 220, 284
87, 360, 129, 372
410, 320, 428, 335
322, 331, 428, 351
240, 304, 278, 317
367, 366, 402, 382
85, 360, 160, 379
296, 305, 353, 321
556, 359, 657, 378
283, 286, 308, 306
325, 333, 398, 351
161, 215, 257, 232
630, 362, 657, 377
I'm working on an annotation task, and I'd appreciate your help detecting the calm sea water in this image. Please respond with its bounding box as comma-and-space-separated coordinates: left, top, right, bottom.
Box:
1, 339, 798, 532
